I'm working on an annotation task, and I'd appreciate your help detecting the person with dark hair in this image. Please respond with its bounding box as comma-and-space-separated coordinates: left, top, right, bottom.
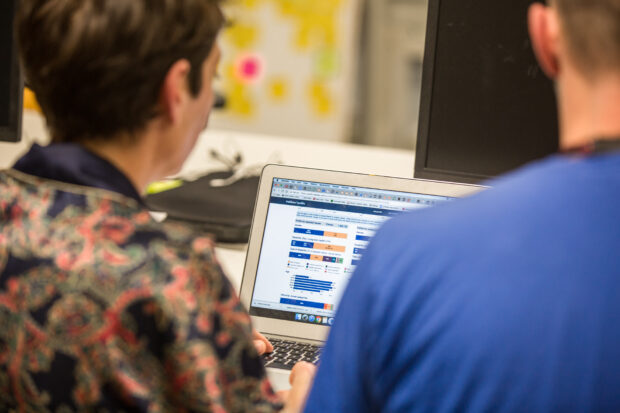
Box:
305, 0, 620, 411
0, 0, 314, 411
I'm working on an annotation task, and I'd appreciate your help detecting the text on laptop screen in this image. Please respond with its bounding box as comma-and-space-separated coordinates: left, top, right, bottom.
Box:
249, 178, 455, 326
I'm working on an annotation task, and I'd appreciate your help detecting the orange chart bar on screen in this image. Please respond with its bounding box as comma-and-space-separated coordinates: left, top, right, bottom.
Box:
312, 243, 346, 253
324, 231, 348, 239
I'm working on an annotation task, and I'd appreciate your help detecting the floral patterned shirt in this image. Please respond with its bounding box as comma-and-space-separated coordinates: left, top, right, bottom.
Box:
0, 144, 281, 412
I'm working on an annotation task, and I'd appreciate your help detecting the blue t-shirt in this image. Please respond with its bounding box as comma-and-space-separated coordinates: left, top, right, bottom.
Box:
305, 153, 620, 412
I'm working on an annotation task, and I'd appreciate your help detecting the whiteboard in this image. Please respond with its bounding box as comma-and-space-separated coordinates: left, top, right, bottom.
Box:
210, 0, 363, 142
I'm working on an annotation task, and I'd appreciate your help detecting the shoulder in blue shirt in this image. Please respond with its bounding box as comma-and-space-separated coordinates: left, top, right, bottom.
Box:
305, 153, 620, 413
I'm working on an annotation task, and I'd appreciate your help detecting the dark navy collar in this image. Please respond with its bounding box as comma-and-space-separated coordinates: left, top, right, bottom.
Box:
13, 143, 143, 203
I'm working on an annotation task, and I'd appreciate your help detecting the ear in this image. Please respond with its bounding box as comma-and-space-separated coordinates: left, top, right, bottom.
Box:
159, 59, 191, 124
528, 3, 561, 79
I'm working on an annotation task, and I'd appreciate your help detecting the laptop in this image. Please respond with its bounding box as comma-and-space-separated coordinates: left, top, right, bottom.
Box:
239, 165, 482, 389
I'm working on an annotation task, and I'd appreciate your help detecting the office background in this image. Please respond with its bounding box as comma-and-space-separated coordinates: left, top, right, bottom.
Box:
2, 0, 558, 181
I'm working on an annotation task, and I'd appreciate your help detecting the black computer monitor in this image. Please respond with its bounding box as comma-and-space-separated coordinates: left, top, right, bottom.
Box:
0, 0, 22, 143
415, 0, 559, 184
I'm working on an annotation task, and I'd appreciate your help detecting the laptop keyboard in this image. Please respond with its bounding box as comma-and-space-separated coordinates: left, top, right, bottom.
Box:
262, 338, 321, 370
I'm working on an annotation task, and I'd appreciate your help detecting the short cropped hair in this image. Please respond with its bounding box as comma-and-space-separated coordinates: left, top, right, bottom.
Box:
554, 0, 620, 75
16, 0, 224, 142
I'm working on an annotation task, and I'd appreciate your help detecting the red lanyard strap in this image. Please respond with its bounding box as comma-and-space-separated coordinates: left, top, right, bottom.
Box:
563, 138, 620, 156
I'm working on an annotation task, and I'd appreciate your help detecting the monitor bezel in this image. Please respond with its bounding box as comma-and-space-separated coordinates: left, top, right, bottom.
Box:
0, 1, 22, 143
415, 0, 489, 185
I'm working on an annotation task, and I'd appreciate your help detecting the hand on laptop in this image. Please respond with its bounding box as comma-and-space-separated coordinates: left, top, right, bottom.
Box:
252, 329, 274, 355
278, 361, 317, 413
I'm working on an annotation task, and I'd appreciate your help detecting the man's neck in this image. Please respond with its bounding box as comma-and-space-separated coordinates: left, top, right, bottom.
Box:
558, 70, 620, 150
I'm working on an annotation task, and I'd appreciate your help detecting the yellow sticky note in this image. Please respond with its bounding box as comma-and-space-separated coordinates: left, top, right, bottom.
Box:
268, 77, 290, 101
308, 80, 334, 117
225, 23, 259, 50
227, 83, 256, 117
241, 0, 261, 8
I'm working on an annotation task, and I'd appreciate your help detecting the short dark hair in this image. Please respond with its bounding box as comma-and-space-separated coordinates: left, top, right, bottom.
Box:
16, 0, 224, 142
554, 0, 620, 76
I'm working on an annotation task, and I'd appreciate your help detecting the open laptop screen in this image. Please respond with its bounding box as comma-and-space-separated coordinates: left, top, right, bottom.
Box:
248, 178, 454, 326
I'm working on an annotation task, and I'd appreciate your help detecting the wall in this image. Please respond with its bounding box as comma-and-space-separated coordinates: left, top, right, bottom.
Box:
356, 0, 428, 149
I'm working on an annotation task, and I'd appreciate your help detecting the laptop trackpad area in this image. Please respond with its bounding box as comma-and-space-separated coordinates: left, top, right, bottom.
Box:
267, 367, 291, 391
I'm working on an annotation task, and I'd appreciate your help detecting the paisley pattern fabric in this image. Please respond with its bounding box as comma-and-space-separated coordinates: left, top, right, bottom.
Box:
0, 169, 281, 412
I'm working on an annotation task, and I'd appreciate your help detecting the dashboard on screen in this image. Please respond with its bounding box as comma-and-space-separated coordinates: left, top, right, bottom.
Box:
248, 178, 454, 326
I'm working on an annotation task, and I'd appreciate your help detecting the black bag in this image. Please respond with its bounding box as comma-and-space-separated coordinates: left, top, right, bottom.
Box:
145, 171, 259, 243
